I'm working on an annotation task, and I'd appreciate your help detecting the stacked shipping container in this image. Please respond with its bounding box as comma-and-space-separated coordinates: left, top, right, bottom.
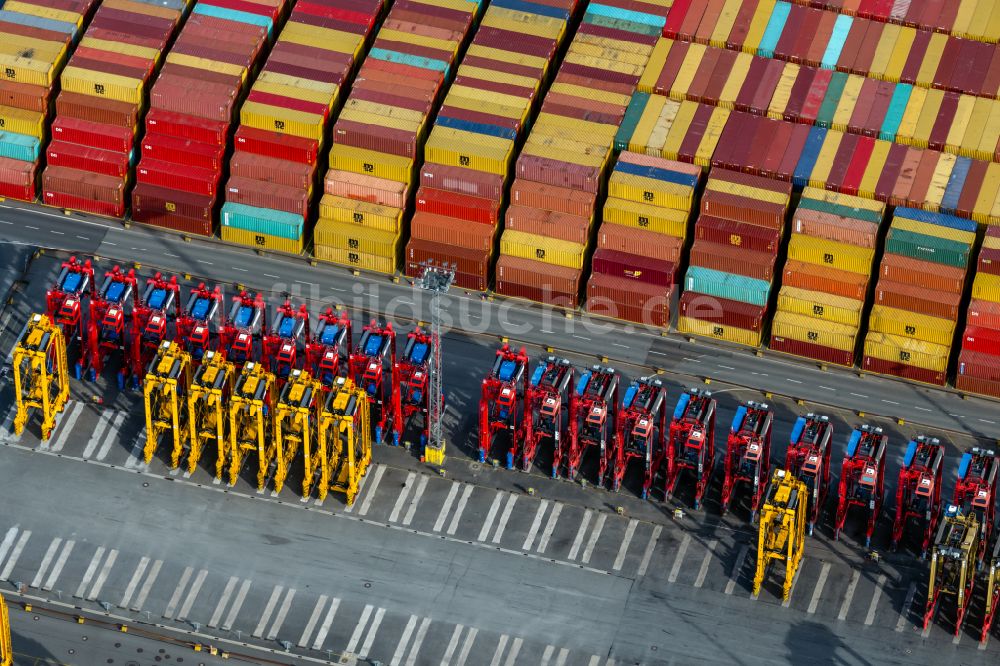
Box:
42, 0, 189, 217
862, 207, 976, 385
956, 225, 1000, 398
585, 151, 700, 328
403, 0, 577, 292
495, 0, 672, 306
678, 168, 792, 348
615, 93, 731, 169
0, 0, 92, 201
769, 187, 885, 366
131, 0, 286, 235
220, 0, 384, 254
313, 0, 481, 275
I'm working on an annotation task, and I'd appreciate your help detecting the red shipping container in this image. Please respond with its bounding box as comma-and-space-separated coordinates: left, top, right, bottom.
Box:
496, 280, 579, 309
0, 179, 34, 201
46, 141, 129, 179
132, 208, 213, 236
510, 179, 596, 219
770, 335, 854, 367
0, 156, 35, 187
957, 349, 1000, 382
247, 90, 329, 119
415, 186, 499, 225
295, 1, 377, 28
411, 212, 494, 251
230, 152, 314, 190
325, 170, 407, 208
353, 85, 434, 115
587, 274, 672, 328
419, 162, 503, 200
50, 117, 131, 153
132, 182, 213, 223
496, 255, 581, 296
136, 159, 220, 197
955, 374, 1000, 399
333, 118, 418, 159
225, 177, 309, 218
506, 205, 588, 245
966, 298, 1000, 331
783, 260, 869, 300
147, 109, 227, 146
696, 214, 782, 253
516, 154, 601, 193
962, 326, 1000, 356
862, 355, 946, 386
151, 81, 237, 123
591, 249, 676, 288
701, 192, 786, 229
43, 189, 123, 218
234, 125, 318, 165
691, 239, 776, 281
879, 253, 966, 293
874, 279, 961, 320
461, 54, 541, 80
977, 248, 1000, 276
141, 134, 225, 172
597, 223, 684, 263
678, 290, 765, 332
0, 19, 72, 45
405, 238, 489, 278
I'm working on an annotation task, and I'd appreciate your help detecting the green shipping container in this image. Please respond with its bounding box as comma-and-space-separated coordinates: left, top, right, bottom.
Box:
684, 266, 771, 307
584, 12, 662, 36
816, 72, 849, 128
615, 92, 649, 152
797, 197, 883, 224
885, 228, 970, 269
221, 202, 303, 241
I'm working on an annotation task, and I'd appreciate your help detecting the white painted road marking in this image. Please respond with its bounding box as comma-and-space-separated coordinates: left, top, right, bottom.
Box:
433, 482, 460, 532
725, 545, 749, 595
164, 568, 194, 619
356, 606, 385, 659
636, 525, 661, 576
864, 575, 887, 626
896, 583, 917, 632
43, 537, 75, 590
355, 464, 386, 516
119, 556, 149, 608
310, 596, 340, 650
85, 548, 117, 602
253, 585, 285, 638
440, 624, 465, 666
131, 560, 162, 612
402, 475, 429, 526
478, 491, 505, 542
447, 485, 474, 536
838, 571, 861, 621
176, 568, 208, 622
613, 520, 638, 570
209, 576, 239, 628
537, 503, 563, 554
265, 587, 296, 640
389, 472, 417, 523
77, 547, 106, 599
807, 563, 831, 614
694, 540, 717, 588
492, 493, 518, 544
390, 614, 419, 666
568, 510, 593, 560
298, 594, 329, 648
522, 500, 549, 551
31, 537, 62, 588
668, 534, 691, 583
0, 530, 31, 580
344, 604, 374, 655
404, 617, 432, 666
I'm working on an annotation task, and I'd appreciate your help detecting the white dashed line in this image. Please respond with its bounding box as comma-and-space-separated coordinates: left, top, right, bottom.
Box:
650, 350, 666, 356
612, 343, 629, 348
163, 252, 179, 258
882, 400, 899, 405
718, 364, 735, 370
295, 280, 315, 286
263, 273, 279, 279
913, 406, 932, 412
786, 379, 802, 384
572, 335, 590, 341
819, 386, 835, 391
980, 419, 996, 425
197, 260, 213, 265
76, 235, 89, 240
25, 225, 38, 230
232, 267, 248, 272
49, 230, 64, 235
850, 393, 868, 398
682, 357, 701, 363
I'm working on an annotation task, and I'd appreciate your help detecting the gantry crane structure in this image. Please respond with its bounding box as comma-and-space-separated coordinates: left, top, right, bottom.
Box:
563, 365, 619, 482
264, 368, 322, 492
891, 436, 944, 556
395, 327, 435, 450
220, 290, 266, 368
186, 350, 234, 477
142, 340, 191, 468
753, 469, 807, 601
665, 388, 717, 509
952, 447, 997, 565
1, 592, 10, 666
312, 376, 372, 505
478, 343, 529, 464
785, 413, 833, 536
86, 264, 137, 386
226, 361, 275, 486
924, 505, 979, 637
45, 255, 93, 377
262, 299, 311, 384
982, 536, 1000, 644
349, 320, 400, 444
305, 307, 352, 388
609, 376, 666, 498
128, 272, 181, 389
834, 424, 887, 546
518, 356, 573, 473
721, 400, 773, 520
177, 283, 224, 363
12, 313, 69, 441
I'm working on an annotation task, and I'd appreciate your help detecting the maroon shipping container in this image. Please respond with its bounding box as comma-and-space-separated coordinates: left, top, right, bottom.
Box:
957, 159, 989, 218
977, 248, 1000, 276
861, 355, 946, 386
403, 261, 486, 292
596, 223, 683, 263
506, 205, 589, 245
46, 141, 129, 179
586, 274, 672, 328
230, 152, 314, 189
510, 179, 596, 219
225, 177, 309, 218
132, 182, 212, 223
770, 335, 854, 367
136, 159, 220, 197
701, 192, 786, 229
150, 81, 237, 123
539, 101, 621, 127
678, 290, 765, 332
957, 349, 1000, 382
461, 54, 542, 80
695, 215, 781, 253
760, 121, 794, 180
0, 157, 34, 187
419, 162, 503, 200
132, 208, 213, 236
234, 126, 318, 165
43, 189, 123, 218
955, 374, 1000, 400
776, 123, 812, 181
142, 134, 225, 172
437, 104, 521, 133
0, 19, 72, 45
333, 118, 418, 159
158, 62, 243, 89
516, 154, 601, 193
43, 165, 124, 211
352, 85, 435, 115
591, 249, 676, 288
472, 27, 556, 61
495, 280, 579, 309
962, 326, 1000, 356
495, 255, 581, 296
405, 238, 489, 277
415, 186, 500, 225
147, 109, 228, 146
354, 69, 439, 102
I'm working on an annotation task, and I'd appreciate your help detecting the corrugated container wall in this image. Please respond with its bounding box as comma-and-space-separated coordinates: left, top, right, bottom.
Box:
956, 224, 1000, 397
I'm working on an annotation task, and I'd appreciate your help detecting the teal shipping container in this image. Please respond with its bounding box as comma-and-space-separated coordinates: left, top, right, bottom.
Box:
0, 132, 40, 163
221, 202, 304, 241
684, 267, 771, 307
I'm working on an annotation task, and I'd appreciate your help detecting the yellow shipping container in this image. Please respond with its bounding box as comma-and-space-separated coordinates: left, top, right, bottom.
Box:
884, 26, 916, 83
978, 101, 1000, 163
444, 93, 524, 120
786, 235, 875, 274
257, 71, 337, 95
922, 152, 956, 212
458, 64, 539, 91
409, 0, 477, 13
319, 194, 403, 233
603, 197, 690, 236
0, 54, 56, 87
485, 8, 564, 39
521, 141, 606, 169
718, 52, 752, 110
167, 53, 245, 80
314, 246, 397, 275
972, 272, 1000, 302
628, 94, 667, 153
973, 163, 1000, 224
5, 1, 82, 28
609, 172, 694, 210
221, 227, 303, 255
549, 82, 630, 108
449, 84, 530, 115
252, 80, 332, 107
328, 144, 413, 184
743, 0, 777, 53
831, 75, 864, 132
424, 129, 513, 176
378, 28, 458, 55
646, 100, 681, 157
344, 98, 425, 125
869, 23, 900, 80
766, 63, 798, 120
777, 286, 864, 327
0, 105, 44, 139
536, 112, 617, 140
770, 311, 858, 354
80, 37, 159, 64
678, 316, 762, 348
864, 332, 949, 373
912, 88, 944, 149
952, 0, 979, 40
707, 177, 789, 206
281, 28, 362, 58
240, 102, 324, 141
710, 0, 742, 48
893, 215, 975, 245
339, 107, 421, 134
985, 232, 1000, 250
945, 95, 977, 154
61, 66, 144, 104
959, 96, 992, 161
669, 43, 706, 101
858, 140, 892, 200
987, 1, 1000, 43
638, 39, 671, 94
314, 219, 399, 257
661, 100, 697, 161
465, 45, 547, 71
0, 34, 66, 60
501, 230, 585, 269
104, 0, 178, 20
571, 41, 650, 67
563, 51, 644, 77
868, 305, 956, 346
524, 133, 611, 161
915, 32, 949, 89
807, 130, 843, 189
895, 85, 927, 146
695, 107, 730, 167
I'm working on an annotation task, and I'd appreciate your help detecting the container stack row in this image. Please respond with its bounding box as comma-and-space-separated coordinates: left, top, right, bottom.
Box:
862, 208, 976, 385
617, 93, 731, 168
131, 0, 287, 235
664, 1, 1000, 99
586, 151, 700, 328
314, 0, 481, 275
956, 225, 1000, 398
0, 0, 91, 201
42, 0, 189, 217
641, 37, 1000, 165
219, 0, 384, 254
802, 0, 1000, 44
495, 0, 672, 307
404, 0, 577, 292
770, 188, 885, 366
678, 168, 792, 348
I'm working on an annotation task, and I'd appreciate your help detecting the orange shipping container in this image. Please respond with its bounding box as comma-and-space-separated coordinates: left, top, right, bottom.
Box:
411, 212, 494, 252
596, 224, 684, 264
782, 260, 869, 301
509, 178, 597, 220
505, 205, 590, 245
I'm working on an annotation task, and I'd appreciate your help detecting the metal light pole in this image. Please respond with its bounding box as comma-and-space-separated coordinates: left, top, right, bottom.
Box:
417, 263, 454, 466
